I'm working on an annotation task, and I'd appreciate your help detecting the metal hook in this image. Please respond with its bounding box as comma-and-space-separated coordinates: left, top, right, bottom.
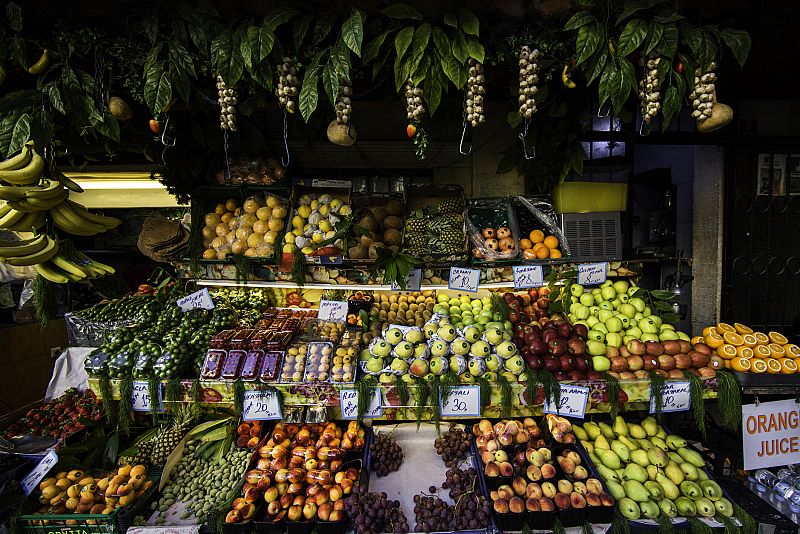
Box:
160, 115, 176, 147
223, 129, 232, 182
597, 104, 611, 119
459, 122, 472, 155
519, 118, 535, 160
281, 109, 291, 167
639, 119, 651, 137
754, 394, 760, 406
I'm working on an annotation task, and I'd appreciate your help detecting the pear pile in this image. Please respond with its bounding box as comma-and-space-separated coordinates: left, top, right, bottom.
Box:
575, 417, 734, 521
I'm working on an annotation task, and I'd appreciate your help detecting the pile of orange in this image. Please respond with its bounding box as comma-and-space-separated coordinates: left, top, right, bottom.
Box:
520, 230, 562, 260
693, 322, 799, 374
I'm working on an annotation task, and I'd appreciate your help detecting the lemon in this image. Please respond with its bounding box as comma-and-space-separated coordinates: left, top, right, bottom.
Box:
301, 246, 314, 254
293, 229, 304, 237
310, 199, 319, 210
272, 206, 287, 219
330, 199, 342, 211
319, 220, 332, 232
319, 204, 330, 217
291, 215, 304, 229
298, 205, 311, 218
312, 231, 324, 243
283, 243, 297, 253
284, 232, 295, 244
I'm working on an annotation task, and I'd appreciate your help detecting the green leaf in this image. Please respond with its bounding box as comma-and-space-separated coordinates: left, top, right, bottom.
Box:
412, 23, 431, 60
211, 32, 244, 85
143, 60, 165, 113
154, 72, 173, 113
91, 109, 120, 142
650, 289, 676, 300
363, 30, 390, 63
444, 11, 457, 28
610, 62, 633, 113
660, 84, 679, 130
451, 30, 468, 63
395, 25, 414, 60
247, 25, 275, 66
720, 28, 751, 67
598, 62, 618, 108
169, 41, 196, 78
380, 3, 423, 20
653, 11, 684, 23
576, 23, 602, 65
294, 14, 313, 51
331, 43, 351, 82
322, 63, 338, 104
655, 56, 670, 85
585, 46, 608, 85
563, 11, 594, 31
342, 8, 365, 56
440, 49, 466, 88
496, 152, 517, 174
411, 54, 430, 85
6, 2, 22, 32
458, 8, 479, 36
299, 55, 321, 122
657, 23, 678, 57
652, 301, 674, 312
617, 18, 649, 57
6, 113, 30, 158
618, 57, 637, 93
48, 85, 65, 114
616, 0, 665, 25
264, 6, 297, 30
313, 17, 336, 45
660, 312, 680, 324
250, 60, 273, 90
394, 53, 409, 91
465, 36, 484, 63
645, 21, 664, 55
426, 76, 442, 115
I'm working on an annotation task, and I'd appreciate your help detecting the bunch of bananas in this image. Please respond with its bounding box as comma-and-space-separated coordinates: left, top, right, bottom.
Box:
0, 234, 115, 283
0, 142, 44, 185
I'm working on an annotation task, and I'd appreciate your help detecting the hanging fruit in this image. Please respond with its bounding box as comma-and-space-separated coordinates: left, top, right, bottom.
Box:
466, 58, 486, 127
216, 75, 238, 131
639, 56, 662, 125
689, 62, 716, 123
518, 46, 541, 119
405, 78, 425, 125
277, 57, 299, 114
335, 78, 353, 125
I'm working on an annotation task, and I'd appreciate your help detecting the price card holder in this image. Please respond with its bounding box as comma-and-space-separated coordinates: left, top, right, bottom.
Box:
391, 269, 422, 291
132, 381, 162, 412
513, 265, 544, 289
650, 381, 691, 413
242, 390, 283, 421
21, 449, 58, 496
176, 288, 215, 312
340, 388, 382, 419
440, 386, 482, 417
543, 385, 589, 419
318, 300, 348, 322
448, 267, 480, 293
577, 263, 608, 285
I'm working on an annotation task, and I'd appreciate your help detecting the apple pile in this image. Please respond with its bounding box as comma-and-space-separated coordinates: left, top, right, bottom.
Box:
431, 293, 513, 334
472, 419, 548, 480
601, 338, 719, 381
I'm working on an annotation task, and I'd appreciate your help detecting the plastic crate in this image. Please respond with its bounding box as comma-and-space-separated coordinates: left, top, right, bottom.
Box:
553, 182, 628, 213
18, 507, 132, 534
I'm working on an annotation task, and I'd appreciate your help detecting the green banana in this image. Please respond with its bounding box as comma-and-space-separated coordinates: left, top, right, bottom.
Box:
0, 186, 27, 201
0, 152, 44, 184
25, 191, 67, 209
0, 234, 47, 257
51, 203, 105, 235
35, 261, 70, 283
1, 235, 57, 266
8, 210, 46, 231
54, 172, 83, 193
26, 180, 65, 199
0, 207, 26, 228
0, 143, 33, 171
50, 254, 88, 279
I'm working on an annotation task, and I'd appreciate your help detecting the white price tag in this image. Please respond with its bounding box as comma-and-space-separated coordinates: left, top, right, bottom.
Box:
340, 388, 382, 419
242, 390, 283, 421
176, 288, 215, 312
132, 381, 162, 412
577, 263, 608, 285
21, 449, 58, 496
543, 385, 590, 419
391, 269, 422, 291
318, 300, 348, 322
650, 381, 691, 413
513, 265, 544, 289
448, 267, 480, 293
440, 386, 482, 417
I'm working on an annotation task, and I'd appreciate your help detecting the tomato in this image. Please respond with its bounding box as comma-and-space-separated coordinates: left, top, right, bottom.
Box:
406, 124, 417, 138
675, 61, 685, 73
149, 119, 163, 134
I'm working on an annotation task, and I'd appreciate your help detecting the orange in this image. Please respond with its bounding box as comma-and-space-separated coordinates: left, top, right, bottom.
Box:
768, 343, 786, 357
780, 358, 798, 374
704, 333, 724, 349
736, 346, 754, 359
535, 246, 550, 259
741, 334, 757, 348
785, 344, 800, 358
691, 335, 705, 345
529, 230, 544, 244
716, 344, 738, 359
730, 357, 751, 372
702, 326, 718, 338
723, 359, 731, 369
519, 238, 533, 250
751, 359, 768, 374
754, 345, 771, 359
532, 242, 546, 252
768, 331, 789, 345
549, 248, 562, 259
543, 236, 559, 250
734, 323, 753, 334
766, 358, 782, 374
723, 332, 744, 346
753, 332, 769, 345
716, 322, 735, 334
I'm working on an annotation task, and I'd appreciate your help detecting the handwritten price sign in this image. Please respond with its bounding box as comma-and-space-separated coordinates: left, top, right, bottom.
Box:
651, 381, 691, 413
318, 300, 348, 322
242, 390, 282, 421
448, 267, 480, 293
340, 388, 382, 419
440, 386, 482, 417
543, 385, 589, 419
577, 263, 608, 285
132, 381, 162, 412
391, 269, 422, 291
513, 265, 544, 289
21, 449, 58, 496
176, 288, 215, 312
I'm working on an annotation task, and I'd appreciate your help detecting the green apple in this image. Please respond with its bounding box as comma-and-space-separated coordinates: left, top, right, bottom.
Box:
569, 303, 580, 314
575, 305, 590, 320
605, 317, 623, 333
599, 301, 614, 310
493, 312, 504, 322
462, 316, 475, 326
677, 331, 690, 341
650, 316, 662, 328
379, 373, 395, 385
592, 355, 611, 370
660, 323, 674, 331
598, 309, 614, 323
601, 286, 616, 301
618, 316, 631, 329
629, 298, 646, 313
458, 302, 470, 312
587, 330, 606, 343
433, 304, 449, 315
481, 296, 492, 308
571, 284, 584, 296
613, 280, 629, 294
586, 316, 599, 328
605, 332, 622, 348
611, 298, 621, 308
643, 307, 651, 317
437, 293, 449, 303
659, 330, 679, 341
590, 306, 600, 316
593, 293, 605, 305
640, 333, 659, 342
484, 354, 501, 371
638, 318, 658, 334
618, 303, 636, 318
579, 293, 594, 307
505, 355, 525, 374
622, 335, 636, 344
459, 295, 470, 304
591, 288, 602, 295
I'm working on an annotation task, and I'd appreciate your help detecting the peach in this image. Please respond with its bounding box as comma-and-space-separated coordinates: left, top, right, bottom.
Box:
526, 465, 542, 481
570, 492, 587, 509
554, 492, 571, 510
526, 483, 542, 499
525, 498, 540, 512
538, 497, 554, 511
509, 496, 525, 513
586, 493, 602, 507
557, 480, 573, 494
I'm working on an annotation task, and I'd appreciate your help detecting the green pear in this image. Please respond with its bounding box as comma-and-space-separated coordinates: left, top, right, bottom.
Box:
640, 416, 658, 437
698, 469, 709, 481
658, 498, 678, 518
613, 416, 629, 437
598, 422, 615, 439
597, 449, 621, 470
680, 481, 702, 499
588, 452, 600, 466
664, 462, 685, 485
605, 480, 626, 501
596, 464, 621, 484
665, 434, 687, 450
623, 480, 650, 502
680, 462, 699, 481
619, 435, 640, 451
573, 425, 588, 441
630, 449, 650, 467
667, 452, 683, 464
643, 481, 664, 500
674, 496, 696, 516
694, 497, 716, 517
637, 439, 654, 451
611, 440, 631, 462
655, 427, 667, 441
646, 465, 662, 481
655, 473, 681, 500
617, 497, 641, 520
699, 480, 723, 501
622, 464, 648, 483
581, 440, 594, 453
647, 448, 668, 468
584, 422, 601, 440
677, 447, 706, 468
638, 500, 660, 519
714, 497, 734, 517
650, 436, 669, 451
594, 435, 610, 450
628, 424, 646, 439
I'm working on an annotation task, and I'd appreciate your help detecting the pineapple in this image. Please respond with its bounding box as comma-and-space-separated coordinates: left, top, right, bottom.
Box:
436, 197, 461, 214
149, 404, 194, 465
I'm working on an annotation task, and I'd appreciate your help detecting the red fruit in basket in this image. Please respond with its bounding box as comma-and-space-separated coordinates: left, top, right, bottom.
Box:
543, 357, 560, 373
567, 338, 586, 356
525, 354, 544, 371
483, 228, 497, 239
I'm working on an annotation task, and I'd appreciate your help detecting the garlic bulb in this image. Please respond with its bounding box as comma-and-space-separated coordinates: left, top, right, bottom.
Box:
335, 78, 352, 125
639, 57, 662, 124
405, 78, 425, 122
276, 57, 299, 114
466, 58, 486, 127
689, 62, 716, 123
216, 75, 238, 131
518, 45, 540, 119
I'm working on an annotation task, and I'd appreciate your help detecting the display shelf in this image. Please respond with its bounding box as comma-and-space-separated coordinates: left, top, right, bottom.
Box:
88, 376, 718, 420
734, 371, 800, 395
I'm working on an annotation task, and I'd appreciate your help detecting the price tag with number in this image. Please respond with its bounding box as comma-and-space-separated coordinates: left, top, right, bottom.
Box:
513, 265, 544, 289
391, 269, 422, 291
448, 267, 480, 293
132, 381, 162, 412
21, 449, 58, 496
440, 386, 482, 417
651, 381, 691, 413
543, 385, 589, 419
242, 390, 283, 421
340, 388, 382, 419
318, 300, 348, 322
176, 288, 215, 312
577, 263, 608, 285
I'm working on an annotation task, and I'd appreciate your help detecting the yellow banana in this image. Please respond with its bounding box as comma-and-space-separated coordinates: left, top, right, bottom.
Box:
35, 262, 71, 284
1, 235, 57, 266
0, 152, 44, 185
0, 207, 26, 228
0, 143, 32, 171
8, 199, 48, 212
49, 208, 96, 236
51, 203, 106, 235
50, 254, 88, 279
55, 172, 83, 193
0, 186, 27, 202
88, 259, 115, 275
8, 211, 45, 231
70, 249, 115, 275
27, 49, 51, 75
0, 234, 47, 257
65, 200, 120, 229
0, 202, 11, 218
25, 191, 67, 210
26, 180, 65, 200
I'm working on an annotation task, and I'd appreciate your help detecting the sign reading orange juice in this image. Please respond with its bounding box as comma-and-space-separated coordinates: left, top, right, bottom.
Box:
742, 399, 800, 470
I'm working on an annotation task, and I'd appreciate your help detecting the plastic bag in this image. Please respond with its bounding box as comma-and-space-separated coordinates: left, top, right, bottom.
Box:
513, 196, 571, 260
213, 157, 286, 186
465, 198, 521, 261
84, 348, 110, 376
132, 344, 161, 379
